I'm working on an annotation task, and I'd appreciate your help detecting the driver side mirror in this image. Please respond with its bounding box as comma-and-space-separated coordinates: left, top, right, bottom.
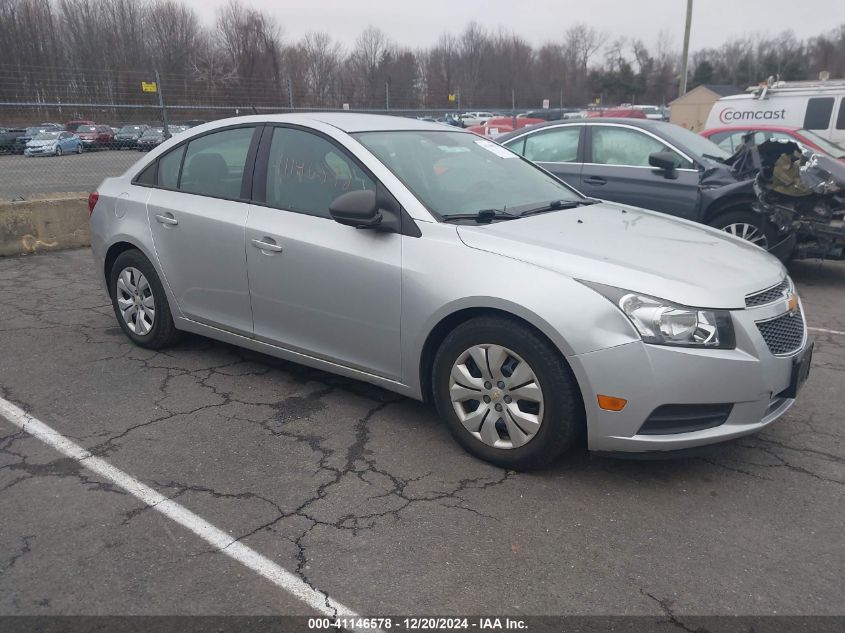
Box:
649, 151, 679, 179
329, 190, 384, 229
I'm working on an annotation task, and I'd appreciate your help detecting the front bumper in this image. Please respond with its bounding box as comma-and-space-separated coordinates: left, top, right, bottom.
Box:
24, 146, 56, 156
114, 138, 139, 148
571, 296, 809, 453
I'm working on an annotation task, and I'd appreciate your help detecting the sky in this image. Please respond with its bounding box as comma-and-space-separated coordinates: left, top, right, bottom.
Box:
189, 0, 837, 52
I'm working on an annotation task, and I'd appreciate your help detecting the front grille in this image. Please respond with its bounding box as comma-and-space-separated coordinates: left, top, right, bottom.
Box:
638, 403, 733, 435
757, 310, 805, 355
746, 278, 791, 307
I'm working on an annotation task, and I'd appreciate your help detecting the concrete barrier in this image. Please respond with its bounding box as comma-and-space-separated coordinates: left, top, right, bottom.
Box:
0, 193, 90, 257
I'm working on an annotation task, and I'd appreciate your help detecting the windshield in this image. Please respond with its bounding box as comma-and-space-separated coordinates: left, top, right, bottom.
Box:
141, 128, 163, 138
658, 124, 731, 161
354, 130, 581, 218
25, 127, 47, 135
77, 125, 97, 133
799, 129, 845, 158
34, 131, 60, 140
119, 126, 142, 133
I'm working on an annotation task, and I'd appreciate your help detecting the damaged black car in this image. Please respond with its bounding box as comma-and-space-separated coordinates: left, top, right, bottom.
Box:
728, 134, 845, 260
498, 118, 844, 260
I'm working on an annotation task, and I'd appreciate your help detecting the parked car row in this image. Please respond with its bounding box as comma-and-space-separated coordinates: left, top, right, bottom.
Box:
0, 119, 203, 155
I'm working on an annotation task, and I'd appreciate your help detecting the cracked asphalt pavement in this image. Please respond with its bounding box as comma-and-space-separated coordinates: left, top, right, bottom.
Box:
0, 249, 843, 617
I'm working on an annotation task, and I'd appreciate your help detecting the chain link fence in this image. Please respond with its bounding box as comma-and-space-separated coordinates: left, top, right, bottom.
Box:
0, 65, 521, 201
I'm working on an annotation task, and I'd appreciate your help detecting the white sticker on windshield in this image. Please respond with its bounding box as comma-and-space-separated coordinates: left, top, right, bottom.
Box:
474, 138, 517, 158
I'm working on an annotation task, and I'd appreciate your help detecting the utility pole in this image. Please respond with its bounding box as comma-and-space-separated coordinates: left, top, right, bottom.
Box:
155, 70, 169, 139
679, 0, 693, 96
386, 81, 390, 110
287, 78, 294, 110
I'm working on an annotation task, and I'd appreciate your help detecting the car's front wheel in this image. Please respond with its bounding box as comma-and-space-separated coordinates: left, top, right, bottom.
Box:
109, 249, 179, 349
432, 316, 583, 470
55, 146, 62, 156
709, 209, 777, 251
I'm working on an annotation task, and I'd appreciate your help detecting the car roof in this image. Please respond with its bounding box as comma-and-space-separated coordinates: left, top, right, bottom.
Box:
496, 117, 668, 142
193, 112, 465, 134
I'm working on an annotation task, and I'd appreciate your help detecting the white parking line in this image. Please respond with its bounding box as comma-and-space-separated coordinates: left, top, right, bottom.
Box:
0, 396, 360, 619
808, 326, 845, 336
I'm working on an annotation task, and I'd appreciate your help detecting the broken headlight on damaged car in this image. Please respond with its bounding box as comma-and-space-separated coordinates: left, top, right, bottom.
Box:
580, 281, 736, 349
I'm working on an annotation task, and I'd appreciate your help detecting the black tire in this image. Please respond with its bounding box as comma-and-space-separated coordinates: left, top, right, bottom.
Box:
432, 316, 584, 470
109, 249, 179, 349
708, 209, 778, 252
55, 146, 62, 156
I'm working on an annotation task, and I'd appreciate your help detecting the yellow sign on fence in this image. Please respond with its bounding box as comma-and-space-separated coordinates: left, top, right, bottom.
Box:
141, 82, 157, 93
448, 93, 456, 102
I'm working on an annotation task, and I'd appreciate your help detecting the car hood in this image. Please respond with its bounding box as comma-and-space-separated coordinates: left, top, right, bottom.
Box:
456, 202, 785, 309
27, 140, 56, 147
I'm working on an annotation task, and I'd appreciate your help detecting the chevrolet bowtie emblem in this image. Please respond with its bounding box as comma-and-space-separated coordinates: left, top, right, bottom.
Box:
787, 294, 798, 313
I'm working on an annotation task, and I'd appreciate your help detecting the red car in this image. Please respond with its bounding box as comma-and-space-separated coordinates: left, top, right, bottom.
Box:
702, 125, 845, 162
466, 116, 545, 138
75, 124, 115, 150
64, 119, 96, 133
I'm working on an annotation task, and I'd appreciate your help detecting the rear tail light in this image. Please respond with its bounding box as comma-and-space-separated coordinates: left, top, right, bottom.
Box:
88, 191, 99, 216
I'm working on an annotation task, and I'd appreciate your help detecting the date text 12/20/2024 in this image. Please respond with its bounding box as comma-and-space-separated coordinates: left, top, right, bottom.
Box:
308, 617, 528, 630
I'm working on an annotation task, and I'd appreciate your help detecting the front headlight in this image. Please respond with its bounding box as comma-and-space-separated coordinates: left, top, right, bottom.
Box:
580, 281, 736, 349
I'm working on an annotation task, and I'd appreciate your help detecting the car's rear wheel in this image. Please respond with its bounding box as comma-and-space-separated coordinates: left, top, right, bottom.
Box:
109, 250, 179, 349
432, 316, 583, 470
709, 209, 776, 251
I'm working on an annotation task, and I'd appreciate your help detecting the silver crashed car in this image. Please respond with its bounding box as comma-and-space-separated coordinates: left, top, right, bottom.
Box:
89, 114, 813, 469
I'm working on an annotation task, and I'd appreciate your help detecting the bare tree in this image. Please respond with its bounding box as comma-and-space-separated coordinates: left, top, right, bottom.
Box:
300, 31, 343, 107
564, 24, 605, 104
216, 0, 284, 105
423, 33, 459, 107
457, 22, 489, 106
348, 25, 393, 107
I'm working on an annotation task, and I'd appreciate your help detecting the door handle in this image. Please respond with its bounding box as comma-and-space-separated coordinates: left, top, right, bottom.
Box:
155, 213, 178, 226
251, 238, 283, 253
583, 176, 607, 186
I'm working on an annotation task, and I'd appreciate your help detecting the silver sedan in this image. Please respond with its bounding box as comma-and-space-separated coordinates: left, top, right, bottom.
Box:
89, 113, 812, 469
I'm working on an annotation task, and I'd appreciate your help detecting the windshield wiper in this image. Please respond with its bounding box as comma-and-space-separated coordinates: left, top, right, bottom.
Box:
441, 208, 519, 224
515, 199, 599, 217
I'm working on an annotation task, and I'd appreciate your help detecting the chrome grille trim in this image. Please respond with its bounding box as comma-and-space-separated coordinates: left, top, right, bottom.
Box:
746, 278, 791, 308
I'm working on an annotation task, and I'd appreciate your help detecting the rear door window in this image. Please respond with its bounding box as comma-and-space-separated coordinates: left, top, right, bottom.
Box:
521, 126, 581, 163
179, 127, 255, 199
803, 97, 834, 130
